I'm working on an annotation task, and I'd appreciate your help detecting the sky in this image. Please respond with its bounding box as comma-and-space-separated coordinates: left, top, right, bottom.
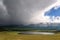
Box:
45, 6, 60, 20
44, 0, 60, 23
0, 0, 60, 25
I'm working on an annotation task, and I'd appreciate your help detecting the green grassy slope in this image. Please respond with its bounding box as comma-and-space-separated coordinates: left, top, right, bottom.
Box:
0, 31, 60, 40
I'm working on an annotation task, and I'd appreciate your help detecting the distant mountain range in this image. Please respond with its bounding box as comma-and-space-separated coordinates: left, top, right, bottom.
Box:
0, 23, 60, 31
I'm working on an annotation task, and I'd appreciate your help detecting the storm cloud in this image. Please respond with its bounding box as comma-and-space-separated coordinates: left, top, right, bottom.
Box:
0, 0, 57, 25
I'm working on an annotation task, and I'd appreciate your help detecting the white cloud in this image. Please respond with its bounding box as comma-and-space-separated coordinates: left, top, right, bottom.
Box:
29, 0, 60, 24
28, 0, 58, 24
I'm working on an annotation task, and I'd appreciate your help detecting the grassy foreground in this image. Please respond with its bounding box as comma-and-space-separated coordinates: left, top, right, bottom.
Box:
0, 31, 60, 40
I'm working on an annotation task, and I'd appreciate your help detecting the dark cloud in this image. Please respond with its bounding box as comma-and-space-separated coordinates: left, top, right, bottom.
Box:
0, 0, 57, 25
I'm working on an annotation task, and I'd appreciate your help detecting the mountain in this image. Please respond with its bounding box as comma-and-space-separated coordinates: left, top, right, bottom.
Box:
0, 23, 60, 31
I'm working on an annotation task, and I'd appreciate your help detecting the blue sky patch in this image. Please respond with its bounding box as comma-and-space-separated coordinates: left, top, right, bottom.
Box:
44, 7, 60, 17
